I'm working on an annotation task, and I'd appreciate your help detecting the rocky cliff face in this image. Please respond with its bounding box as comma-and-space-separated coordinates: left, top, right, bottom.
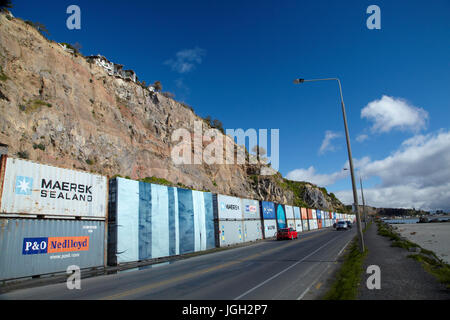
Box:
0, 13, 347, 211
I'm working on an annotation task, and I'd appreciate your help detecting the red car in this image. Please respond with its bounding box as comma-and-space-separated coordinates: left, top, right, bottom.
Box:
276, 228, 298, 240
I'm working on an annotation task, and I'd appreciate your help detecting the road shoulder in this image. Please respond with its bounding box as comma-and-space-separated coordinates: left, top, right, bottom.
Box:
357, 221, 449, 300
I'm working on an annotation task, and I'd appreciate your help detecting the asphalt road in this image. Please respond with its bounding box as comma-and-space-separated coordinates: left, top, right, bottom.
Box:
0, 227, 356, 300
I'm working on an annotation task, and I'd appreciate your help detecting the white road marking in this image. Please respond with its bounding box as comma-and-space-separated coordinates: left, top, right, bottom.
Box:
297, 232, 355, 300
296, 262, 331, 300
234, 232, 347, 300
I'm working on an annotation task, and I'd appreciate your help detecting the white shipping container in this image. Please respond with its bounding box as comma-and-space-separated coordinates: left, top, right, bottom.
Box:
287, 219, 296, 230
284, 205, 295, 220
217, 194, 242, 220
295, 220, 303, 233
0, 157, 107, 218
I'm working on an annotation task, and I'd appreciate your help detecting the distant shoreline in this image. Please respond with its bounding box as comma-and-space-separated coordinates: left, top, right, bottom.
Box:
383, 216, 450, 224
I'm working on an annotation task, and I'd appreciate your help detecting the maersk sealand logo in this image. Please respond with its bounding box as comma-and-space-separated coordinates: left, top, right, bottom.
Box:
15, 176, 33, 195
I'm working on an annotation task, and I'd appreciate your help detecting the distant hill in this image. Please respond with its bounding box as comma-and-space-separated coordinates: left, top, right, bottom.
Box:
346, 205, 430, 217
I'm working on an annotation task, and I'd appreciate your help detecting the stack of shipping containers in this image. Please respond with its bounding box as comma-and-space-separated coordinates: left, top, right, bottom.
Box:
0, 155, 350, 281
293, 207, 303, 233
275, 203, 287, 230
107, 177, 215, 265
260, 201, 277, 238
0, 156, 107, 281
312, 209, 319, 229
307, 209, 316, 230
241, 198, 263, 243
322, 211, 327, 228
301, 207, 309, 231
328, 211, 333, 227
316, 210, 322, 229
285, 205, 296, 231
215, 194, 243, 247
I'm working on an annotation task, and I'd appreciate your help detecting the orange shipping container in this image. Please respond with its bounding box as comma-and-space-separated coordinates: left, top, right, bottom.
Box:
301, 207, 308, 220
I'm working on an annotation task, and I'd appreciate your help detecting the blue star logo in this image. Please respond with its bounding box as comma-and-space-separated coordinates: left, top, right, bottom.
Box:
15, 176, 33, 195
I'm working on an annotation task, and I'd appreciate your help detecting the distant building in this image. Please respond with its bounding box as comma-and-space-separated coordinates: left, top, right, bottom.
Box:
87, 54, 138, 83
122, 70, 136, 82
87, 54, 115, 76
58, 43, 75, 54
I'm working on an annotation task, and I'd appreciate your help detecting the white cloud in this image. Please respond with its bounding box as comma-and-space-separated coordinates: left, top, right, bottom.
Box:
356, 134, 369, 143
361, 95, 428, 133
319, 130, 341, 155
336, 130, 450, 211
286, 156, 371, 187
335, 183, 450, 212
286, 166, 348, 186
164, 47, 206, 74
361, 131, 450, 188
287, 131, 450, 211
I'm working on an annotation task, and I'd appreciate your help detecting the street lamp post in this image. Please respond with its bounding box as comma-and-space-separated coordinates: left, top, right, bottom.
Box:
293, 77, 365, 252
360, 176, 367, 230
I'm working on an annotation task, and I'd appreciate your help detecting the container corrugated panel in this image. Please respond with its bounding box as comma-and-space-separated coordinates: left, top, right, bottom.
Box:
301, 207, 308, 220
241, 198, 260, 220
306, 208, 313, 219
312, 209, 317, 219
316, 210, 322, 220
243, 220, 263, 242
217, 194, 242, 220
302, 220, 309, 231
293, 207, 301, 220
286, 219, 296, 230
329, 211, 333, 219
284, 205, 295, 220
263, 219, 277, 238
109, 178, 215, 264
218, 220, 243, 247
275, 203, 287, 229
261, 201, 275, 219
0, 218, 105, 280
0, 157, 107, 218
295, 220, 303, 232
308, 219, 318, 230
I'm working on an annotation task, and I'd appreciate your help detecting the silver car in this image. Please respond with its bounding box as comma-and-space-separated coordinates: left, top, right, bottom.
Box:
336, 221, 348, 230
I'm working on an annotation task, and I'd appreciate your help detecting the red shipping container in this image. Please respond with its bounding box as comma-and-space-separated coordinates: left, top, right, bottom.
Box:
307, 208, 313, 219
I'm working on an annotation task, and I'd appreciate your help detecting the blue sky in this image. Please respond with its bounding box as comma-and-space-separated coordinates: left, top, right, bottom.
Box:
11, 0, 450, 210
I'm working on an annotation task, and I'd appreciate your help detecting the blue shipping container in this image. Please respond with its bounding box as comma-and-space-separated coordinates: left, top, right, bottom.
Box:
261, 201, 276, 219
108, 178, 215, 265
293, 207, 301, 220
275, 204, 287, 229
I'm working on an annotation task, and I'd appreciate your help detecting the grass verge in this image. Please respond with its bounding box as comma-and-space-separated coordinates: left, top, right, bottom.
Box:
407, 254, 450, 289
322, 238, 368, 300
